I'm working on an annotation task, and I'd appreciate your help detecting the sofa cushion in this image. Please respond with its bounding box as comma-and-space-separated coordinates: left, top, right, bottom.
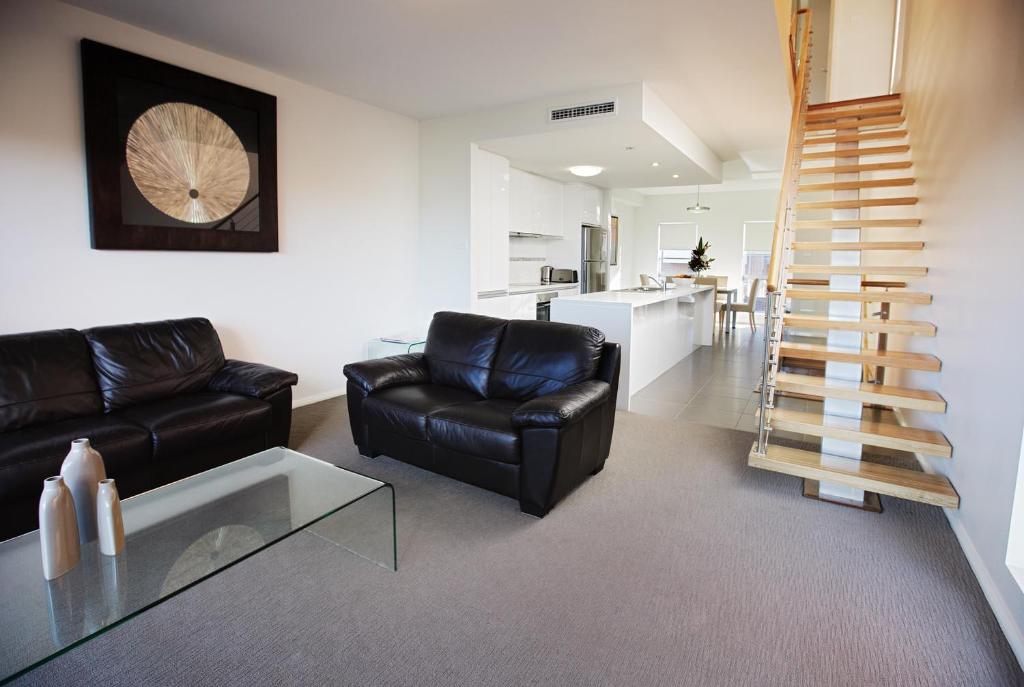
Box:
427, 399, 520, 465
424, 312, 507, 397
363, 384, 479, 441
0, 329, 103, 432
488, 320, 605, 401
83, 318, 226, 411
116, 392, 271, 461
0, 414, 151, 503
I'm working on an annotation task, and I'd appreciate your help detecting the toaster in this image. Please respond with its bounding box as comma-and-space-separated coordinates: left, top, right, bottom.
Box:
551, 269, 578, 284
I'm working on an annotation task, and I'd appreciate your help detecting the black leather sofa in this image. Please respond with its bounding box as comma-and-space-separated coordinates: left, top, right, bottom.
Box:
0, 318, 298, 540
343, 312, 620, 516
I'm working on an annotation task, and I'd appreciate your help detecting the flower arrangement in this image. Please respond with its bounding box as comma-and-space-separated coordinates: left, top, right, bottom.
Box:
688, 236, 715, 275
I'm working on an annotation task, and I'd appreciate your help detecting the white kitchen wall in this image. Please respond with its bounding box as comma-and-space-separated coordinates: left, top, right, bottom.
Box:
886, 0, 1024, 665
631, 188, 779, 290
0, 0, 420, 405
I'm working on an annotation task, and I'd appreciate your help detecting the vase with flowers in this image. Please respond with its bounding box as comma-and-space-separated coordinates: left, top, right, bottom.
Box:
689, 236, 715, 278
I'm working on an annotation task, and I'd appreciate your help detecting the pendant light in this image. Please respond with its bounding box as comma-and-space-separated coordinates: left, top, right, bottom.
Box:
687, 185, 710, 214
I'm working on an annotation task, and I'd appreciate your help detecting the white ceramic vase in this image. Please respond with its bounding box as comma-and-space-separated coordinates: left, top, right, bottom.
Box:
60, 438, 107, 544
96, 478, 125, 556
39, 476, 81, 580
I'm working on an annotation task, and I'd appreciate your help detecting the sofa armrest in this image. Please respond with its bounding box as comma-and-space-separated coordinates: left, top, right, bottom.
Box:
343, 353, 429, 395
511, 380, 611, 429
208, 359, 298, 399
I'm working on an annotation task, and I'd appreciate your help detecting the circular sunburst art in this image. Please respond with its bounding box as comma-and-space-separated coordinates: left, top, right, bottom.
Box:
126, 102, 250, 223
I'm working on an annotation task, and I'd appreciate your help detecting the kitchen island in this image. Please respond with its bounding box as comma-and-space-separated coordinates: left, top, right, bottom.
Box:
550, 285, 716, 409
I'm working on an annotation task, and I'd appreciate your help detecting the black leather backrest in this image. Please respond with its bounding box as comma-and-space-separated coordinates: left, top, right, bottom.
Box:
83, 318, 226, 411
0, 329, 103, 432
423, 312, 507, 397
488, 320, 605, 401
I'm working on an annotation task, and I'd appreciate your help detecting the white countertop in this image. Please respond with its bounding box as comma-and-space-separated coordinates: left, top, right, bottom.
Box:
553, 285, 715, 309
508, 283, 580, 295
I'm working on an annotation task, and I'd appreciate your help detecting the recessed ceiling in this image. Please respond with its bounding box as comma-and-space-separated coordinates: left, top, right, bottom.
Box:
64, 0, 790, 160
480, 120, 718, 189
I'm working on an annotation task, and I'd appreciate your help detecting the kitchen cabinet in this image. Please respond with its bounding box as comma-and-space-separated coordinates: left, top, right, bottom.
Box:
471, 147, 510, 294
580, 185, 604, 227
474, 293, 537, 320
510, 168, 563, 238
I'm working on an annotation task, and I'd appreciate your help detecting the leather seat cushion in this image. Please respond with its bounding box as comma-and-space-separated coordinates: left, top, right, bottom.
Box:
0, 414, 151, 501
0, 329, 103, 432
488, 320, 605, 401
363, 384, 480, 441
83, 318, 226, 411
427, 399, 521, 465
117, 392, 271, 461
423, 312, 508, 397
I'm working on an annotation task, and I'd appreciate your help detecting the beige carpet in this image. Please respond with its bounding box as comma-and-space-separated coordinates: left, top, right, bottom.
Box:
14, 398, 1022, 686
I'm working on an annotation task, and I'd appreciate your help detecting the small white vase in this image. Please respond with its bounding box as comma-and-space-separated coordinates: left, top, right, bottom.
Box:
39, 476, 81, 580
60, 438, 107, 544
96, 479, 125, 556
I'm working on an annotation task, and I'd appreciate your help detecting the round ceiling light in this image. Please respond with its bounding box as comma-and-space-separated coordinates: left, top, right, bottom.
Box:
568, 165, 603, 177
687, 185, 710, 214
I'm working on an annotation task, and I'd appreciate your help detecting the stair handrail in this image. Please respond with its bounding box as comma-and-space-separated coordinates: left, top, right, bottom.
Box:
766, 7, 812, 294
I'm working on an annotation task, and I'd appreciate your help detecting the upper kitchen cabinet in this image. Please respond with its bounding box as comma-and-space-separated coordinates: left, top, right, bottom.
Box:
510, 168, 563, 238
580, 185, 605, 227
471, 147, 510, 295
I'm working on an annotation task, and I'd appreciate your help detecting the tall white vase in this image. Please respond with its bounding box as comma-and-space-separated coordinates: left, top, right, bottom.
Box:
60, 438, 107, 544
39, 476, 80, 580
96, 479, 125, 556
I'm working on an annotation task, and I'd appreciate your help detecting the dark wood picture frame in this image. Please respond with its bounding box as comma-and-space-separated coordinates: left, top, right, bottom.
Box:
81, 40, 278, 251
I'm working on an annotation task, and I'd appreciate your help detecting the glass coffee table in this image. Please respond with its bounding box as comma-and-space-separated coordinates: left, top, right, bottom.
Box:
0, 448, 395, 684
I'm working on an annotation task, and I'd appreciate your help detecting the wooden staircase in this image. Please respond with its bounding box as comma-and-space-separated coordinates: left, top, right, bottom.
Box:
749, 12, 958, 511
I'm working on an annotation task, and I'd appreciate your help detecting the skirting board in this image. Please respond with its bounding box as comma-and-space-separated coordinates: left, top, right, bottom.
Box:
893, 408, 1024, 671
292, 387, 345, 408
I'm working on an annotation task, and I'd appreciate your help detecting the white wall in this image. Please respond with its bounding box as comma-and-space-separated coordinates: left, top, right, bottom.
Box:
828, 0, 896, 101
0, 0, 420, 405
631, 188, 779, 289
892, 0, 1024, 665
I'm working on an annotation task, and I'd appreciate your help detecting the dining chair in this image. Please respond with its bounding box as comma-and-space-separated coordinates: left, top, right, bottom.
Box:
718, 278, 760, 332
695, 276, 724, 333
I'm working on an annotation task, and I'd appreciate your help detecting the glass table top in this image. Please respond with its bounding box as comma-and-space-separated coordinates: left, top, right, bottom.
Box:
0, 448, 395, 684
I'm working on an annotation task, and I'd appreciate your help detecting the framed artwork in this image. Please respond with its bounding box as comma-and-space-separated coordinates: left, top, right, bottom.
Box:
609, 215, 620, 266
81, 40, 278, 251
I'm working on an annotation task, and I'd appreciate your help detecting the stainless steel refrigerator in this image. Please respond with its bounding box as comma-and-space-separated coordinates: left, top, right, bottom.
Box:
581, 224, 609, 294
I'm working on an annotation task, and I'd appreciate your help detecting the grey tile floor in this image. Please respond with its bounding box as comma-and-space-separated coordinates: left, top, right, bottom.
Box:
629, 320, 769, 432
630, 321, 907, 451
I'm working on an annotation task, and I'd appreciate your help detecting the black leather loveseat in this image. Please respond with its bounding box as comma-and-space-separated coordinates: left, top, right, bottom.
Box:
0, 317, 298, 540
343, 312, 620, 516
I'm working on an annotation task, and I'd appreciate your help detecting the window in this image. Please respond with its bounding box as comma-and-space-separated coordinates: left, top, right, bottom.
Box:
657, 222, 698, 276
742, 221, 772, 311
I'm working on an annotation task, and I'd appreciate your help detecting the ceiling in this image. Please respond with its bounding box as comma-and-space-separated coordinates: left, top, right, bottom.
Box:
65, 0, 791, 161
480, 120, 718, 189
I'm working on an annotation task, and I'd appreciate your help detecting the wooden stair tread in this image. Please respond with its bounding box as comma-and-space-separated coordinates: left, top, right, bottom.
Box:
748, 443, 958, 508
807, 94, 902, 111
796, 196, 918, 210
800, 161, 913, 175
793, 218, 921, 229
802, 145, 911, 160
785, 289, 932, 304
787, 278, 908, 288
766, 408, 952, 458
777, 341, 940, 369
798, 178, 915, 192
782, 316, 936, 337
792, 241, 923, 251
774, 372, 947, 412
786, 265, 927, 276
805, 103, 904, 122
805, 114, 904, 132
804, 130, 907, 146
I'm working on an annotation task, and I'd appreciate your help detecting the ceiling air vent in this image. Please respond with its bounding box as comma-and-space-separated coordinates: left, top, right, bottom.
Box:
549, 100, 616, 122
